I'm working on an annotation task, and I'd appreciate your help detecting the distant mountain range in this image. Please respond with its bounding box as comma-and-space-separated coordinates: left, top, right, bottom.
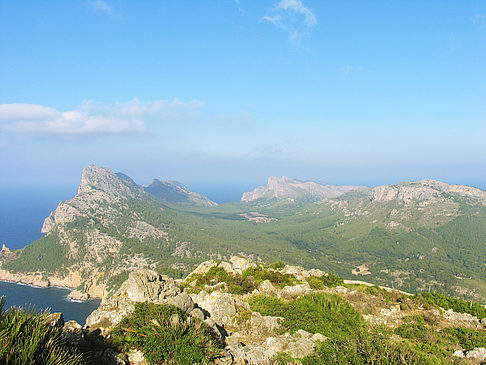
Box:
1, 165, 485, 304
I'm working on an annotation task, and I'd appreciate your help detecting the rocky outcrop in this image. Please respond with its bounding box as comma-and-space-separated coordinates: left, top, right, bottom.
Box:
371, 180, 486, 205
241, 176, 367, 202
86, 269, 194, 333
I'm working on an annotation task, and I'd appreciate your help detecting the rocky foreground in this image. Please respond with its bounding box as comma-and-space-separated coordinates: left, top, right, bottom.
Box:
42, 256, 486, 364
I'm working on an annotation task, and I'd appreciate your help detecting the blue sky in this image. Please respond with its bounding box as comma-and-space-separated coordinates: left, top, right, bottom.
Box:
1, 0, 485, 197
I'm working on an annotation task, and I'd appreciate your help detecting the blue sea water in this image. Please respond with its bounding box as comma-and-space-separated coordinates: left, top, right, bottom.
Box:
0, 281, 100, 325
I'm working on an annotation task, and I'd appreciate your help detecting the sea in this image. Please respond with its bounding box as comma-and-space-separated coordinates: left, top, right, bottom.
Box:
0, 184, 247, 325
0, 187, 102, 325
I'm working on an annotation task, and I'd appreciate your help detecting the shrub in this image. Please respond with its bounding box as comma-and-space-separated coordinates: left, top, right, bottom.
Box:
249, 293, 365, 339
306, 273, 344, 289
269, 261, 286, 270
306, 330, 444, 365
0, 298, 84, 365
242, 266, 300, 288
443, 327, 486, 350
111, 302, 225, 364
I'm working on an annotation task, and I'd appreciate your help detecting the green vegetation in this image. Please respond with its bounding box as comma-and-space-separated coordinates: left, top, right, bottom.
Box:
249, 293, 365, 338
415, 292, 486, 318
302, 328, 445, 365
443, 327, 486, 349
187, 265, 300, 295
111, 302, 225, 364
306, 273, 344, 289
0, 299, 83, 365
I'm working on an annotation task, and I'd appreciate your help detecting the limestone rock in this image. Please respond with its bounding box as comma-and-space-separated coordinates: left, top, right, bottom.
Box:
86, 269, 194, 333
465, 347, 486, 362
191, 260, 218, 276
193, 291, 237, 325
68, 289, 89, 301
229, 256, 256, 274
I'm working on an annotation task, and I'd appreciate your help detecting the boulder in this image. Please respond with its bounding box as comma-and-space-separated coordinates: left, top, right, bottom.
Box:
192, 291, 237, 325
229, 256, 256, 274
86, 269, 194, 333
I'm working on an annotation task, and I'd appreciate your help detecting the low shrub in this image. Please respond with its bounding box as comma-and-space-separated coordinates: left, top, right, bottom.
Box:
443, 327, 486, 350
111, 302, 225, 364
307, 273, 344, 289
0, 298, 84, 365
303, 329, 444, 365
249, 293, 365, 339
242, 266, 301, 288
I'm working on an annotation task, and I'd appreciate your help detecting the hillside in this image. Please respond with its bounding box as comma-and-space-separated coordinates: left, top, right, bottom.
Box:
0, 165, 485, 305
5, 257, 486, 364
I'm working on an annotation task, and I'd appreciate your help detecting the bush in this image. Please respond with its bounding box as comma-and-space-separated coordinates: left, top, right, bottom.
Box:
443, 327, 486, 350
111, 302, 225, 364
249, 293, 365, 339
306, 329, 444, 365
269, 261, 286, 270
242, 266, 301, 288
306, 273, 344, 289
0, 298, 84, 365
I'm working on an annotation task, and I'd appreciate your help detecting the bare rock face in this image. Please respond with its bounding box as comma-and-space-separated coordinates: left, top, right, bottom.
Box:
86, 269, 194, 334
371, 180, 486, 205
241, 176, 367, 202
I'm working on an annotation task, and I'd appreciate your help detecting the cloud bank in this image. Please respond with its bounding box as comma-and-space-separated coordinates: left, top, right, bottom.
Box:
0, 98, 204, 135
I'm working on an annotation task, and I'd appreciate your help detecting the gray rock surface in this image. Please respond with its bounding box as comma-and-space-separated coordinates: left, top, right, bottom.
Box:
86, 269, 194, 333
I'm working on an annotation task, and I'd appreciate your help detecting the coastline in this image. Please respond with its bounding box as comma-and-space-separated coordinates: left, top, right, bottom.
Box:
0, 269, 103, 301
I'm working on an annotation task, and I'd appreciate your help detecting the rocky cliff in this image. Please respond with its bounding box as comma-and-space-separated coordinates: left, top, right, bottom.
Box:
143, 179, 217, 206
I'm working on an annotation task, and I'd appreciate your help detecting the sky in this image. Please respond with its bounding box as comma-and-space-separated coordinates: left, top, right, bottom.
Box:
1, 0, 485, 199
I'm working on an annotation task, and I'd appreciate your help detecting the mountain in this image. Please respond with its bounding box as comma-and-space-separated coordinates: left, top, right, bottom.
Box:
241, 176, 367, 202
1, 165, 485, 305
143, 179, 217, 207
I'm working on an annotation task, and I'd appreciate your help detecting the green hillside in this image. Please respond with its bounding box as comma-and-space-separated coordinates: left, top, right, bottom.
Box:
1, 166, 485, 303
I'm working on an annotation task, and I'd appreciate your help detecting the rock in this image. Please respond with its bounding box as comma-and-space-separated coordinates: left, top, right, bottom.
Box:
465, 347, 486, 362
281, 283, 313, 297
481, 317, 486, 325
191, 260, 218, 276
443, 309, 480, 327
128, 349, 148, 365
249, 312, 281, 333
311, 333, 327, 343
453, 350, 465, 359
258, 280, 279, 296
192, 291, 237, 325
190, 307, 206, 321
46, 312, 64, 328
218, 261, 235, 274
264, 336, 288, 352
229, 256, 256, 274
68, 289, 89, 301
86, 269, 194, 333
230, 344, 277, 364
287, 337, 316, 358
63, 321, 88, 349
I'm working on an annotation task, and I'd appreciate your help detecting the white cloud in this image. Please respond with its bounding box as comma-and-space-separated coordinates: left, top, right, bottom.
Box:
88, 0, 115, 17
0, 98, 205, 136
262, 0, 317, 41
276, 0, 316, 26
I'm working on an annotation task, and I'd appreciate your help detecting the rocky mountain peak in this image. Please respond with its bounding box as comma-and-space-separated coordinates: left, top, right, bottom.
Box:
242, 176, 366, 202
143, 178, 217, 206
78, 165, 138, 197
